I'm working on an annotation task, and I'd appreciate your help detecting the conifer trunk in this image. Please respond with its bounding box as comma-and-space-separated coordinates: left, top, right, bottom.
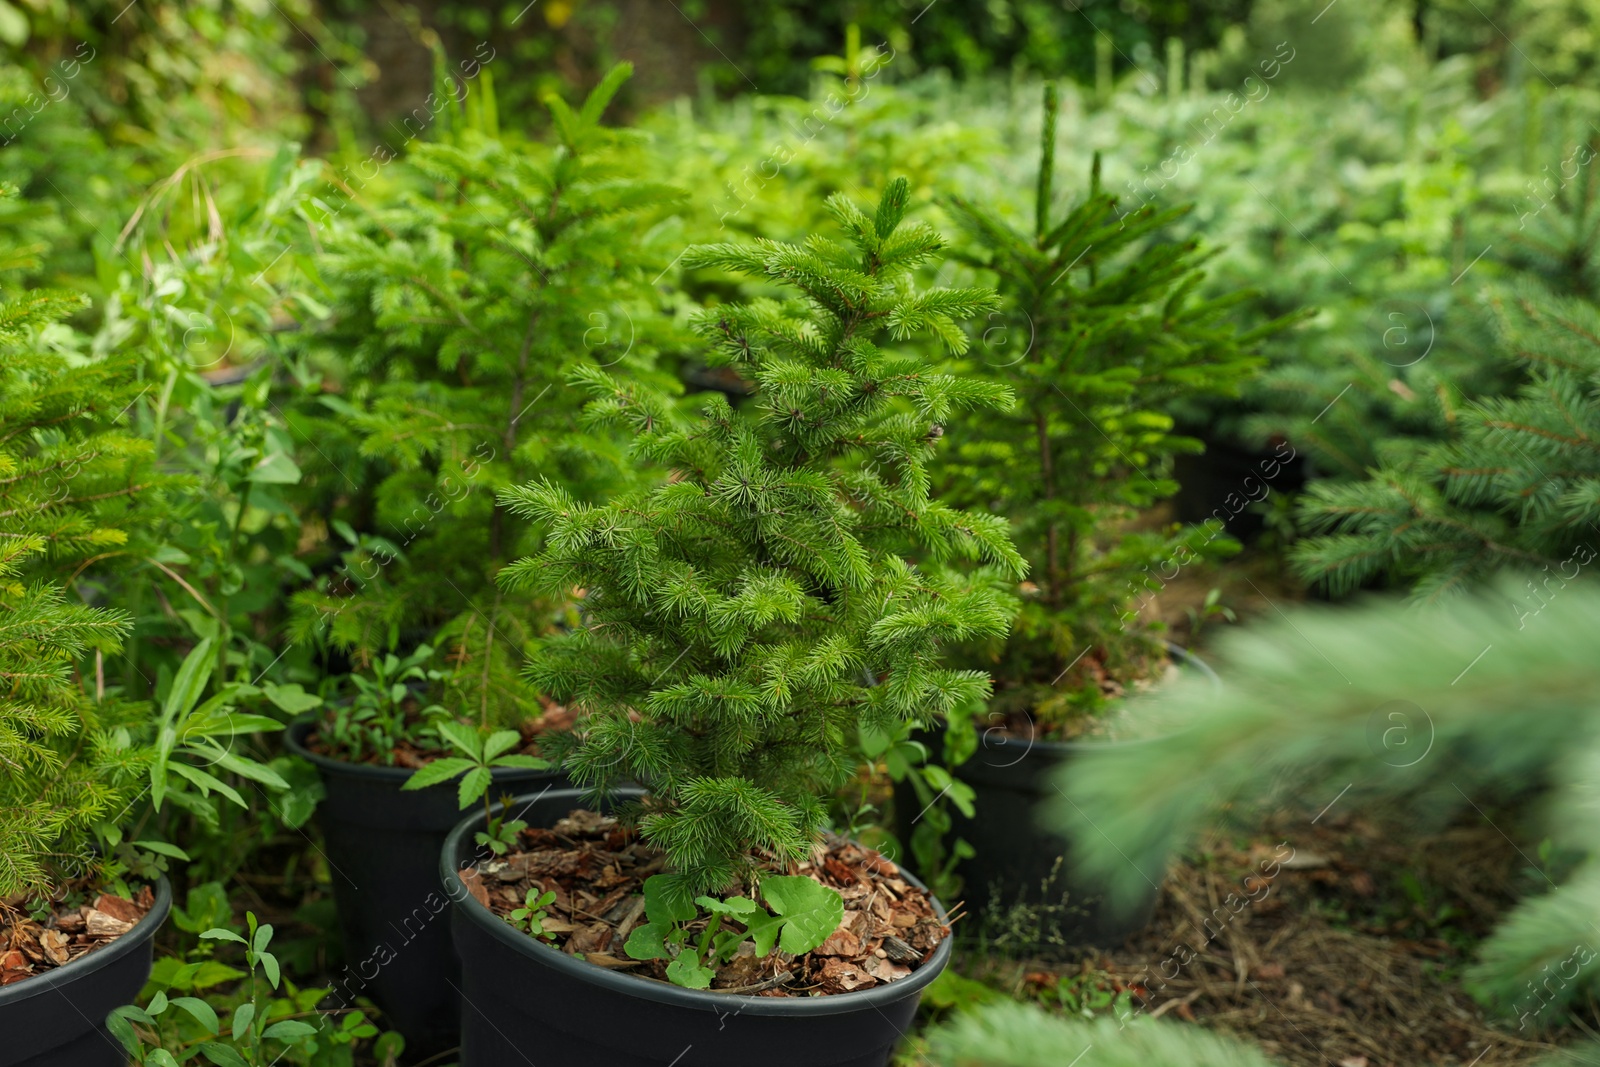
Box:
1036, 407, 1061, 607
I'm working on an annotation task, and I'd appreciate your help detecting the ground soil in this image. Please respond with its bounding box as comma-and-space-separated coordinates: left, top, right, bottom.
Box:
959, 806, 1579, 1066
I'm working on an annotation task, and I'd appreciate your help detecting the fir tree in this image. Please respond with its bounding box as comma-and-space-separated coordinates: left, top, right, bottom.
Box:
0, 227, 154, 895
937, 85, 1302, 721
499, 178, 1025, 894
289, 64, 684, 728
1293, 281, 1600, 601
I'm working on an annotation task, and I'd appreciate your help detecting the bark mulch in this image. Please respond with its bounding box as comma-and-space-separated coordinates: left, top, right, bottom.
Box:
459, 807, 948, 997
0, 884, 156, 986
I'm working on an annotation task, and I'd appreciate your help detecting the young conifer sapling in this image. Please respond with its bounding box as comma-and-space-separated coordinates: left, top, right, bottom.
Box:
497, 179, 1025, 979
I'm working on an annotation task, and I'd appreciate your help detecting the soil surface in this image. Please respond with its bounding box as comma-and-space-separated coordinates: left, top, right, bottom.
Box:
460, 808, 948, 997
961, 807, 1568, 1066
0, 883, 156, 986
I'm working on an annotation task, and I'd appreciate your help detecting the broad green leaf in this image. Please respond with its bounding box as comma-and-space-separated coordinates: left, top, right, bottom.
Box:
209, 751, 291, 791
105, 1008, 141, 1055
148, 990, 169, 1015
200, 1043, 252, 1067
492, 754, 550, 770
149, 957, 191, 986
171, 996, 220, 1034
373, 1031, 407, 1064
482, 729, 521, 762
456, 765, 491, 809
189, 961, 249, 989
399, 757, 474, 792
148, 1050, 183, 1067
858, 721, 893, 760
696, 895, 759, 918
435, 720, 483, 759
170, 763, 245, 808
183, 691, 238, 731
641, 874, 696, 926
113, 1003, 156, 1025
173, 882, 231, 934
275, 785, 319, 829
135, 839, 191, 861
742, 910, 783, 957
263, 1019, 318, 1041
665, 956, 715, 989
263, 683, 321, 714
183, 712, 284, 737
177, 608, 218, 641
232, 1001, 256, 1042
762, 876, 845, 955
247, 451, 302, 484
252, 922, 274, 954
947, 779, 977, 820
201, 928, 248, 945
623, 921, 670, 961
261, 950, 281, 989
164, 641, 215, 724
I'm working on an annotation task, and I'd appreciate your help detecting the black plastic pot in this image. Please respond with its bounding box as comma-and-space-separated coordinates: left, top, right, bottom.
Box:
442, 789, 952, 1067
1172, 435, 1306, 542
897, 647, 1218, 955
285, 720, 566, 1059
0, 877, 171, 1067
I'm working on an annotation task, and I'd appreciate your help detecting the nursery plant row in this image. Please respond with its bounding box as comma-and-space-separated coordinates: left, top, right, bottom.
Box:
0, 59, 1278, 1065
4, 24, 1600, 1067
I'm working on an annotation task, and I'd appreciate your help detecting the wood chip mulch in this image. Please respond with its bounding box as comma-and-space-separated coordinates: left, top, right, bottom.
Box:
965, 808, 1571, 1067
460, 808, 948, 997
0, 884, 155, 986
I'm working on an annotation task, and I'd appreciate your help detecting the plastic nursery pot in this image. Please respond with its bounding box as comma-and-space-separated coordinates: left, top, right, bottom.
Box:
442, 788, 953, 1067
0, 877, 171, 1067
284, 719, 566, 1059
898, 646, 1218, 956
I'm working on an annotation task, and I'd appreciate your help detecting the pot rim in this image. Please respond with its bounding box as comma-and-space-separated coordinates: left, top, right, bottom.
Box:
441, 787, 952, 1017
0, 875, 171, 1007
285, 717, 556, 783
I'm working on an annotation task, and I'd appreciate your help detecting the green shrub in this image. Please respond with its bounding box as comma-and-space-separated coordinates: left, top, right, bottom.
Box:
936, 85, 1302, 728
0, 235, 147, 894
0, 222, 283, 894
1294, 281, 1600, 599
288, 64, 685, 731
499, 178, 1024, 894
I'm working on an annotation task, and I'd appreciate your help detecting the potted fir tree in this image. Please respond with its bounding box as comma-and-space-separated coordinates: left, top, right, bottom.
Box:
903, 85, 1303, 952
440, 178, 1025, 1065
281, 65, 684, 1056
0, 546, 170, 1067
0, 237, 281, 1064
